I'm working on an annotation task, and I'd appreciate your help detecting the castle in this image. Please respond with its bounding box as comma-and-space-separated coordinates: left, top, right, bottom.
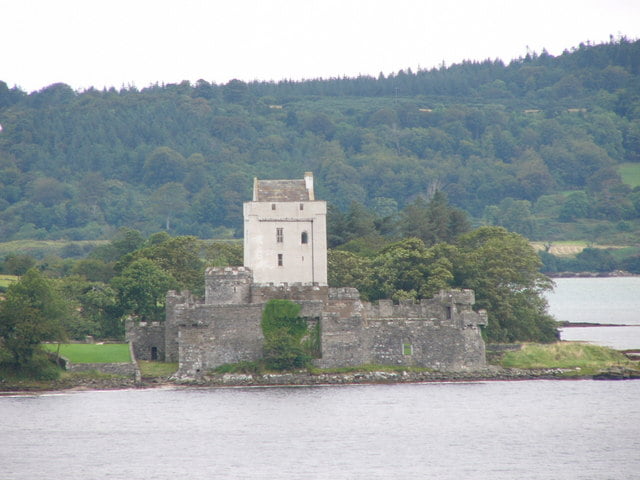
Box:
127, 173, 487, 377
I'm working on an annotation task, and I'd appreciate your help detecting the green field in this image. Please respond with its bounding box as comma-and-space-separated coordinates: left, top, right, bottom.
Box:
0, 274, 18, 289
43, 343, 131, 363
0, 240, 106, 259
618, 163, 640, 188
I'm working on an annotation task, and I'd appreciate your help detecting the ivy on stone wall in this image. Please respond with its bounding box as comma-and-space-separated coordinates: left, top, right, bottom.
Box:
261, 299, 311, 370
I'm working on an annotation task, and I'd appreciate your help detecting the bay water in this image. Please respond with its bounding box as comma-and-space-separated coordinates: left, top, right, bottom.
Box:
546, 277, 640, 349
1, 381, 639, 479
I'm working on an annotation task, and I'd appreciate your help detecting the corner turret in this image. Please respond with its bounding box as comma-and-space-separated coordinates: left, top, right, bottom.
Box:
205, 266, 253, 304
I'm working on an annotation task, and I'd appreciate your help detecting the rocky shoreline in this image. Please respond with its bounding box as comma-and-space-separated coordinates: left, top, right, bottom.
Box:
547, 270, 638, 278
3, 366, 639, 394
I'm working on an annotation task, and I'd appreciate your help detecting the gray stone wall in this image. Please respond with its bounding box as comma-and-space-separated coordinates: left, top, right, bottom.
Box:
177, 304, 264, 377
205, 267, 252, 305
365, 320, 485, 370
65, 361, 139, 377
165, 290, 204, 362
315, 289, 486, 370
251, 284, 329, 303
126, 319, 165, 361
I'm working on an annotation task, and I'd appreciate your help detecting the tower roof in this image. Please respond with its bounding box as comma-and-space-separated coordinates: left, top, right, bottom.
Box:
252, 172, 315, 202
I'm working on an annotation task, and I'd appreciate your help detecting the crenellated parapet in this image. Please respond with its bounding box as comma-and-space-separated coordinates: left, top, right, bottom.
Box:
251, 283, 329, 303
362, 289, 487, 328
167, 290, 203, 309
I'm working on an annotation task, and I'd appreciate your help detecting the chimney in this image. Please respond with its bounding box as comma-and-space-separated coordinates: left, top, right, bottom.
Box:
304, 172, 315, 200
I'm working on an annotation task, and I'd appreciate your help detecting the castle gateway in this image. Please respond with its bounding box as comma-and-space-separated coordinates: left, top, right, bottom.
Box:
127, 173, 487, 377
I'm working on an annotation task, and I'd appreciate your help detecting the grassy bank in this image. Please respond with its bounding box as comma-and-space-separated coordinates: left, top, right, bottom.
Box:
138, 361, 178, 378
500, 342, 631, 371
42, 343, 131, 363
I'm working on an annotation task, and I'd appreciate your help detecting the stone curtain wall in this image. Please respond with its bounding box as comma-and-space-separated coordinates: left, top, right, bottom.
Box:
177, 304, 264, 377
365, 321, 486, 370
316, 288, 487, 370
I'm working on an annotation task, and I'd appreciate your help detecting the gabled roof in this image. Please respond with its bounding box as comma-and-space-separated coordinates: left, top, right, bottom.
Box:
252, 172, 315, 202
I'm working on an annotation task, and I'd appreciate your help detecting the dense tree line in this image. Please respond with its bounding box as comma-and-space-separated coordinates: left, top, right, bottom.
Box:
1, 38, 640, 244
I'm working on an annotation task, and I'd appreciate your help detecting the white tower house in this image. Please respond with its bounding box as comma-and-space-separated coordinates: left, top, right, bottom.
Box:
243, 172, 327, 285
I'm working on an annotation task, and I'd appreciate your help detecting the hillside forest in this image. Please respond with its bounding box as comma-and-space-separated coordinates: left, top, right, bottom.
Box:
1, 37, 639, 247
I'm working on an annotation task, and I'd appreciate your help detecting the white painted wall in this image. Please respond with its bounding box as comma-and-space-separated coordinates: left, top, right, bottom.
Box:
244, 200, 327, 285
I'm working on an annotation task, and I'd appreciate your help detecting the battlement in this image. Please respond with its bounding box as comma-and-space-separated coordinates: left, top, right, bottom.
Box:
205, 266, 252, 277
167, 290, 204, 307
251, 283, 329, 303
434, 289, 475, 305
362, 289, 485, 328
328, 287, 361, 300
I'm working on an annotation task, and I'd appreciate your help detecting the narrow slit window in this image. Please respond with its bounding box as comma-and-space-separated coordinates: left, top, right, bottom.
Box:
300, 203, 304, 210
271, 203, 276, 210
276, 227, 283, 243
445, 306, 452, 320
301, 231, 308, 244
277, 253, 283, 266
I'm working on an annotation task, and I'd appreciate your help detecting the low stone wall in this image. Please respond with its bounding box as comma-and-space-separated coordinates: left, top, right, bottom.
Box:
173, 367, 586, 385
65, 361, 138, 377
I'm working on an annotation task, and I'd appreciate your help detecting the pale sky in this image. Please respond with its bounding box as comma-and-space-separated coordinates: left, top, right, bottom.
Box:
2, 0, 639, 93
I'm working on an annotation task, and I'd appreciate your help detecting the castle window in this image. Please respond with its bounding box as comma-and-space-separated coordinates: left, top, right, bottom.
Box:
151, 346, 158, 361
402, 343, 413, 355
277, 254, 283, 266
445, 306, 452, 320
276, 227, 283, 243
301, 231, 308, 244
300, 203, 304, 210
271, 203, 276, 210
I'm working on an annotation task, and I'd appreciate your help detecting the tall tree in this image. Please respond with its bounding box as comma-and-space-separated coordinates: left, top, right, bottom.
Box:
0, 269, 68, 372
400, 191, 470, 246
454, 227, 558, 342
110, 259, 176, 321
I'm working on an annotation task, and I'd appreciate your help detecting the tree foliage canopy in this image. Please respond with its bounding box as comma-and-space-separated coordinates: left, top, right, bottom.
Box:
0, 269, 68, 371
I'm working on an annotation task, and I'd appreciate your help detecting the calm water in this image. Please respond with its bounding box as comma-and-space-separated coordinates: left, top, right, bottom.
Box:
1, 381, 639, 479
546, 277, 640, 349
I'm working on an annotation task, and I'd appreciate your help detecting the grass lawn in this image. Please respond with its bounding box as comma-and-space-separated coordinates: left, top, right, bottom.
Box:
500, 342, 630, 370
618, 162, 640, 188
43, 343, 131, 363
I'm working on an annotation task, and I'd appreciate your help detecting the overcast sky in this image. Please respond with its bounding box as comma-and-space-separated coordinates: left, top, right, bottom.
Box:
2, 0, 639, 93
